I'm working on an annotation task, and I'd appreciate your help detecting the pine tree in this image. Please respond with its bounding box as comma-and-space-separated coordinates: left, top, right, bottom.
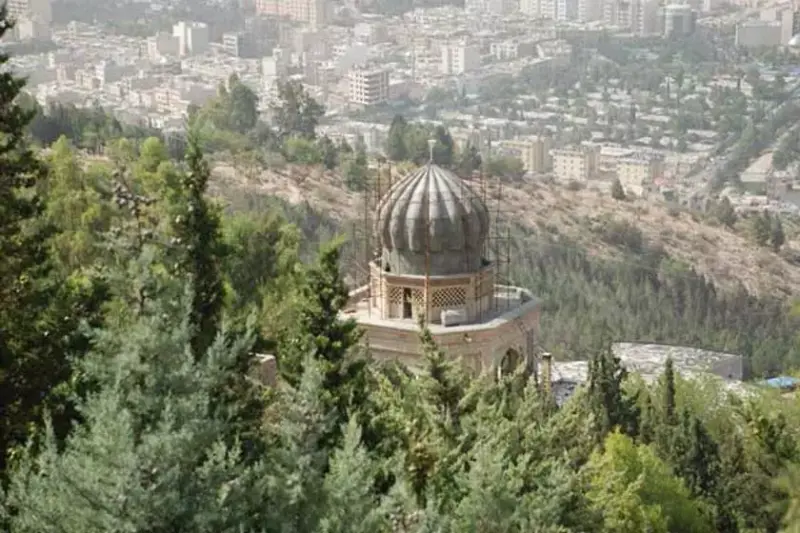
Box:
662, 357, 677, 425
419, 322, 468, 439
173, 132, 226, 360
386, 115, 408, 162
3, 290, 282, 533
319, 420, 389, 533
714, 196, 737, 228
679, 415, 720, 498
611, 178, 626, 200
771, 215, 785, 252
639, 393, 656, 445
587, 344, 639, 438
0, 7, 106, 478
278, 240, 366, 451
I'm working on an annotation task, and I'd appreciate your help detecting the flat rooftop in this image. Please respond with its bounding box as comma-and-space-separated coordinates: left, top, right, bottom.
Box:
550, 342, 748, 405
343, 284, 540, 334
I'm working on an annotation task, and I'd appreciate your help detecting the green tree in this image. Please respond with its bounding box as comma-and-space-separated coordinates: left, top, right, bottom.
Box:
611, 178, 626, 200
771, 215, 785, 252
2, 292, 280, 533
172, 132, 226, 360
0, 9, 105, 479
342, 144, 369, 192
587, 344, 639, 438
714, 196, 737, 228
386, 115, 408, 162
487, 156, 525, 181
41, 136, 114, 272
284, 137, 323, 165
228, 75, 259, 133
662, 357, 677, 425
456, 143, 482, 176
277, 241, 366, 451
272, 81, 325, 140
752, 211, 772, 247
585, 431, 713, 533
318, 135, 339, 170
432, 126, 454, 167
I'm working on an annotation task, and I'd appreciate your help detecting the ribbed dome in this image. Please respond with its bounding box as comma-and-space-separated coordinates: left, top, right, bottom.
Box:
376, 163, 490, 276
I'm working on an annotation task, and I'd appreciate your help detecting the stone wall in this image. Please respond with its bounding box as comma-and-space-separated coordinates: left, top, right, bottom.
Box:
361, 306, 541, 375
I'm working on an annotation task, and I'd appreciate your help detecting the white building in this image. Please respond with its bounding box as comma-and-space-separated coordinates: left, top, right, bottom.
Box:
520, 0, 542, 16
578, 0, 604, 22
147, 32, 180, 60
735, 20, 782, 48
172, 21, 210, 57
7, 0, 51, 25
348, 66, 390, 106
441, 42, 481, 76
661, 4, 696, 36
551, 146, 599, 182
616, 153, 664, 196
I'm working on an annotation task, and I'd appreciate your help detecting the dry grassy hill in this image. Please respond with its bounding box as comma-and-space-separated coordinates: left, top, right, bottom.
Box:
211, 162, 800, 300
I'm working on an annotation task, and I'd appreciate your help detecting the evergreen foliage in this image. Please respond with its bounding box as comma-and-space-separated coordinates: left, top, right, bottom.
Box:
5, 17, 800, 533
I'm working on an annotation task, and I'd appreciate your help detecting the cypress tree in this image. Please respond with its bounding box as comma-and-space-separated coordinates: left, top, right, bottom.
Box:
662, 357, 677, 426
173, 132, 226, 360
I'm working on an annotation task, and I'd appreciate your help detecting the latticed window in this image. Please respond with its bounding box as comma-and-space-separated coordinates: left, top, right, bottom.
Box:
411, 289, 425, 309
388, 286, 404, 304
431, 286, 467, 309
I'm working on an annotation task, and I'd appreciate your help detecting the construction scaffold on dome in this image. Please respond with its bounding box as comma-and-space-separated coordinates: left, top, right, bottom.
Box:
348, 155, 515, 324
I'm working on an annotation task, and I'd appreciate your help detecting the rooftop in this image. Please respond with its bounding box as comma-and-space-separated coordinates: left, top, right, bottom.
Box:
550, 342, 747, 405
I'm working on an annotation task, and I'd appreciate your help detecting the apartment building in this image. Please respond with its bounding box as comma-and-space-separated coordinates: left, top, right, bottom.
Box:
503, 136, 552, 173
551, 146, 599, 182
520, 0, 542, 16
256, 0, 327, 26
578, 0, 604, 22
172, 21, 209, 57
735, 20, 782, 48
147, 33, 180, 60
441, 42, 481, 75
661, 3, 696, 36
348, 66, 390, 106
490, 39, 538, 60
616, 153, 664, 196
6, 0, 51, 24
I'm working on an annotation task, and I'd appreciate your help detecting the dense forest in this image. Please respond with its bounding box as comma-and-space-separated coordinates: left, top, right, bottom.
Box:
4, 13, 800, 533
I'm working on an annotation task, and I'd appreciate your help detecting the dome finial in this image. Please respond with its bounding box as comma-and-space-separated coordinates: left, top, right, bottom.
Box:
427, 139, 436, 163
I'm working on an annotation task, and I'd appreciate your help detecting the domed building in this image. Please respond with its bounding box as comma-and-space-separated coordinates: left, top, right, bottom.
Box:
344, 144, 541, 377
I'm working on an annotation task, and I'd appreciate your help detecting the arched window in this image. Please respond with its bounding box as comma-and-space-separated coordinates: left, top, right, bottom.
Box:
498, 348, 523, 379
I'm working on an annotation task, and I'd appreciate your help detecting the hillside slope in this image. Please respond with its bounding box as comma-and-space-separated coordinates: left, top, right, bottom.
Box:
211, 162, 800, 299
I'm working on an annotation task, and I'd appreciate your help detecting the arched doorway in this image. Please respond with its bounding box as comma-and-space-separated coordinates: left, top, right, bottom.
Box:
498, 348, 524, 379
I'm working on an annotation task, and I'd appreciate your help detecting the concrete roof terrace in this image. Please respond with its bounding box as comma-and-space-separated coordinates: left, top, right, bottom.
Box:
343, 284, 540, 334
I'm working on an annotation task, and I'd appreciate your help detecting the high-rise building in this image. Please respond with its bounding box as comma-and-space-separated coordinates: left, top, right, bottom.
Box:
172, 21, 209, 56
502, 136, 552, 173
735, 20, 782, 48
147, 32, 181, 60
577, 0, 603, 22
551, 146, 599, 182
660, 4, 696, 36
520, 0, 541, 16
616, 153, 664, 196
6, 0, 52, 25
780, 8, 800, 44
555, 0, 578, 20
255, 0, 327, 26
348, 66, 390, 106
466, 0, 519, 15
441, 41, 481, 75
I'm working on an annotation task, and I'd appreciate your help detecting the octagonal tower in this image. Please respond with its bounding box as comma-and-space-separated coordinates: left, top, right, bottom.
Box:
344, 143, 541, 377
